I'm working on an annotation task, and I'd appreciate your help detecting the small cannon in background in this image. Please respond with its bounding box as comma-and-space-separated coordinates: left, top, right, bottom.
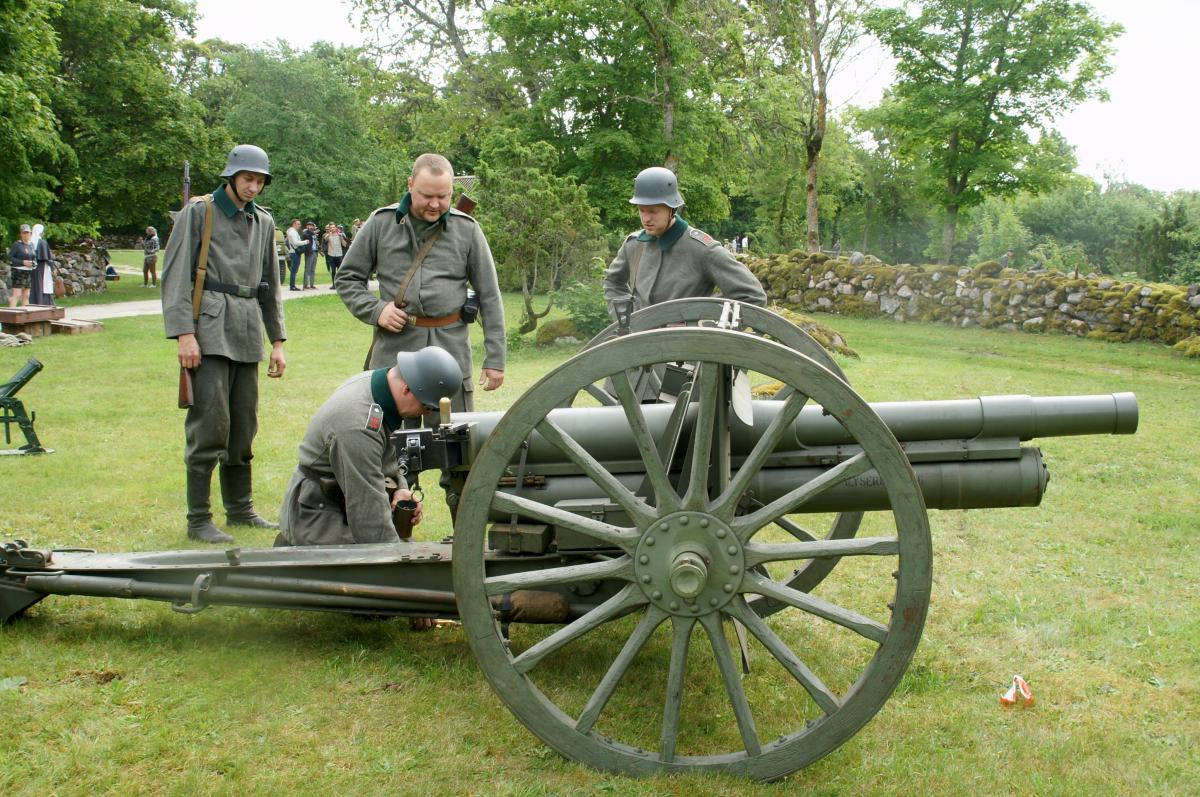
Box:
0, 302, 1137, 780
0, 357, 51, 455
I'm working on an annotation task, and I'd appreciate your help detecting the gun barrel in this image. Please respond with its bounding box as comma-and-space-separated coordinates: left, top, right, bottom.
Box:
0, 358, 43, 400
457, 393, 1137, 467
487, 449, 1048, 526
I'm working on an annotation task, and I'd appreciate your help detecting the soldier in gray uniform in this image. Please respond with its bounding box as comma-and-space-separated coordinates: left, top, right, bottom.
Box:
335, 153, 505, 412
161, 144, 287, 544
604, 166, 766, 316
275, 347, 462, 546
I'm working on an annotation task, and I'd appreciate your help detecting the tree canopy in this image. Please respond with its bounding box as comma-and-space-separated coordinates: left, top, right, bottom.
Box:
3, 0, 1197, 285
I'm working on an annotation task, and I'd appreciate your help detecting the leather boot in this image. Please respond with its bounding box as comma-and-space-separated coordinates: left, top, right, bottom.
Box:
221, 464, 279, 530
187, 469, 234, 544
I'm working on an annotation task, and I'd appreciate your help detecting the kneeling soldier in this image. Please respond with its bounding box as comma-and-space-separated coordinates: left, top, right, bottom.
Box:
275, 347, 462, 546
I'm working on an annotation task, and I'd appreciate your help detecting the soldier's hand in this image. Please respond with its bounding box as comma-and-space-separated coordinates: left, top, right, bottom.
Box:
479, 368, 504, 391
377, 303, 408, 332
267, 343, 286, 379
177, 334, 201, 370
391, 489, 423, 525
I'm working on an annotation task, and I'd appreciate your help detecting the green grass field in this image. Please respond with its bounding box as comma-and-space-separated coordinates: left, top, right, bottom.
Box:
0, 298, 1196, 796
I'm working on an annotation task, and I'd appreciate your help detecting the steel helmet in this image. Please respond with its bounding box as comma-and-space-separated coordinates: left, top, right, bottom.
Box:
629, 166, 684, 208
221, 144, 272, 185
395, 347, 463, 409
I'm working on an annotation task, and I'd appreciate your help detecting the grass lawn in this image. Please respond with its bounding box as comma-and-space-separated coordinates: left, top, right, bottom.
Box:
0, 301, 1196, 796
56, 249, 343, 307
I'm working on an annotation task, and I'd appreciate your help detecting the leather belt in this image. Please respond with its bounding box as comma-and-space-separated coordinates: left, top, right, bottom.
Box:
409, 310, 461, 328
204, 276, 268, 300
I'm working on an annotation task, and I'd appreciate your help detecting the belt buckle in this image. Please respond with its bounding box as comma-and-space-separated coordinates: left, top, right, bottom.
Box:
237, 285, 253, 299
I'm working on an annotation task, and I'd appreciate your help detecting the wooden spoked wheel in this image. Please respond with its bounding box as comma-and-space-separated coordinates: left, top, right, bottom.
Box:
581, 299, 863, 610
453, 329, 931, 779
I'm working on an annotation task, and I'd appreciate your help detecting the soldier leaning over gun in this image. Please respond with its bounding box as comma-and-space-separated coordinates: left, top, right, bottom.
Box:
161, 144, 287, 544
275, 347, 462, 546
335, 153, 505, 412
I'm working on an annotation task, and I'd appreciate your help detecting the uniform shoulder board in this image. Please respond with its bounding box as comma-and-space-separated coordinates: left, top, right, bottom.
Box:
625, 230, 641, 241
688, 227, 718, 247
373, 203, 400, 216
365, 403, 384, 432
449, 208, 479, 224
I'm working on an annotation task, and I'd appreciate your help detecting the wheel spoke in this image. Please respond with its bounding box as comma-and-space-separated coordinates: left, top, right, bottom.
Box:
743, 571, 888, 644
725, 598, 841, 716
659, 616, 695, 763
682, 362, 719, 510
743, 536, 900, 569
512, 584, 647, 674
492, 490, 637, 552
610, 370, 680, 514
536, 417, 656, 527
774, 515, 819, 542
485, 556, 634, 597
713, 391, 809, 521
582, 382, 619, 406
700, 613, 761, 757
732, 452, 873, 541
576, 606, 668, 734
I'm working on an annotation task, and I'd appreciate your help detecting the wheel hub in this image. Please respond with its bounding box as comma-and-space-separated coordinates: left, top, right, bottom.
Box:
633, 510, 745, 616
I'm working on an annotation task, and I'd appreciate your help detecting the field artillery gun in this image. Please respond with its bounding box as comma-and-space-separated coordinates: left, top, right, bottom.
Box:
0, 357, 51, 455
0, 301, 1137, 781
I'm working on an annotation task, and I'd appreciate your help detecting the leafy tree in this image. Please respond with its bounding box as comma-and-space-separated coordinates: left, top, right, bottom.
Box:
474, 130, 606, 332
196, 44, 393, 225
749, 0, 869, 251
0, 0, 66, 234
864, 0, 1121, 263
48, 0, 225, 232
837, 109, 936, 264
968, 198, 1030, 264
487, 0, 744, 230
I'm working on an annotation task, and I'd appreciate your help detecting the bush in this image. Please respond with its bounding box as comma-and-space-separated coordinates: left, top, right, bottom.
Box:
558, 277, 612, 338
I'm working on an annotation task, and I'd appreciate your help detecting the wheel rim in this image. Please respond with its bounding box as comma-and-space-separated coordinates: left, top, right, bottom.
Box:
582, 298, 863, 609
453, 329, 931, 779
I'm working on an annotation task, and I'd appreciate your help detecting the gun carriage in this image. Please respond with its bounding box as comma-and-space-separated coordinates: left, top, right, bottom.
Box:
0, 301, 1137, 780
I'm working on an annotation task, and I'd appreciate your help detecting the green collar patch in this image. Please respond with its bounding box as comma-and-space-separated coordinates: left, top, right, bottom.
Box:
636, 216, 689, 251
395, 192, 449, 226
213, 184, 256, 218
370, 368, 404, 431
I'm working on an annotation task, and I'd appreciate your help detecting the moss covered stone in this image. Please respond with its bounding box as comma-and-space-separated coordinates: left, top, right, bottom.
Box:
535, 318, 583, 347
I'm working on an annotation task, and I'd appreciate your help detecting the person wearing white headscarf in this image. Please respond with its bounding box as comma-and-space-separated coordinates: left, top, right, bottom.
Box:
28, 223, 55, 306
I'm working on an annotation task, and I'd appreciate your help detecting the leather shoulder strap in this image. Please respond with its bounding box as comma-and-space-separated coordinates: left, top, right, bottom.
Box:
392, 225, 441, 309
191, 196, 214, 322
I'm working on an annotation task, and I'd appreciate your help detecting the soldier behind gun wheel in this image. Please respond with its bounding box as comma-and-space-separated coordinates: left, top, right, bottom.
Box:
161, 144, 287, 544
275, 347, 463, 547
603, 166, 766, 319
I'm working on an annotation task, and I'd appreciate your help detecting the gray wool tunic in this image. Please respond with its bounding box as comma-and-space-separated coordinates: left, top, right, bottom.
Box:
335, 198, 505, 405
277, 370, 409, 546
603, 218, 766, 314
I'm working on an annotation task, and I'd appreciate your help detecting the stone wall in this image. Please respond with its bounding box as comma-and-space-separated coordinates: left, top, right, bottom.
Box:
0, 244, 109, 302
750, 252, 1200, 353
55, 246, 110, 297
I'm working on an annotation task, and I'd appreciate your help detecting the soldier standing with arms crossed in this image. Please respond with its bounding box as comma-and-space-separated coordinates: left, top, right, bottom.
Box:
335, 153, 505, 412
161, 144, 287, 544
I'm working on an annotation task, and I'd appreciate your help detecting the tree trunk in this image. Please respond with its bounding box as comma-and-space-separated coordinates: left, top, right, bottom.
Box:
803, 0, 829, 253
805, 147, 821, 252
941, 204, 959, 265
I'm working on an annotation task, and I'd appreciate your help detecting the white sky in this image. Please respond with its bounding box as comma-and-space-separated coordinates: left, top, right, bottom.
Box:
192, 0, 1199, 193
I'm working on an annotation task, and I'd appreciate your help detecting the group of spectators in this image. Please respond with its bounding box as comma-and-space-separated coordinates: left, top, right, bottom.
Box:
5, 223, 56, 308
282, 219, 359, 290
